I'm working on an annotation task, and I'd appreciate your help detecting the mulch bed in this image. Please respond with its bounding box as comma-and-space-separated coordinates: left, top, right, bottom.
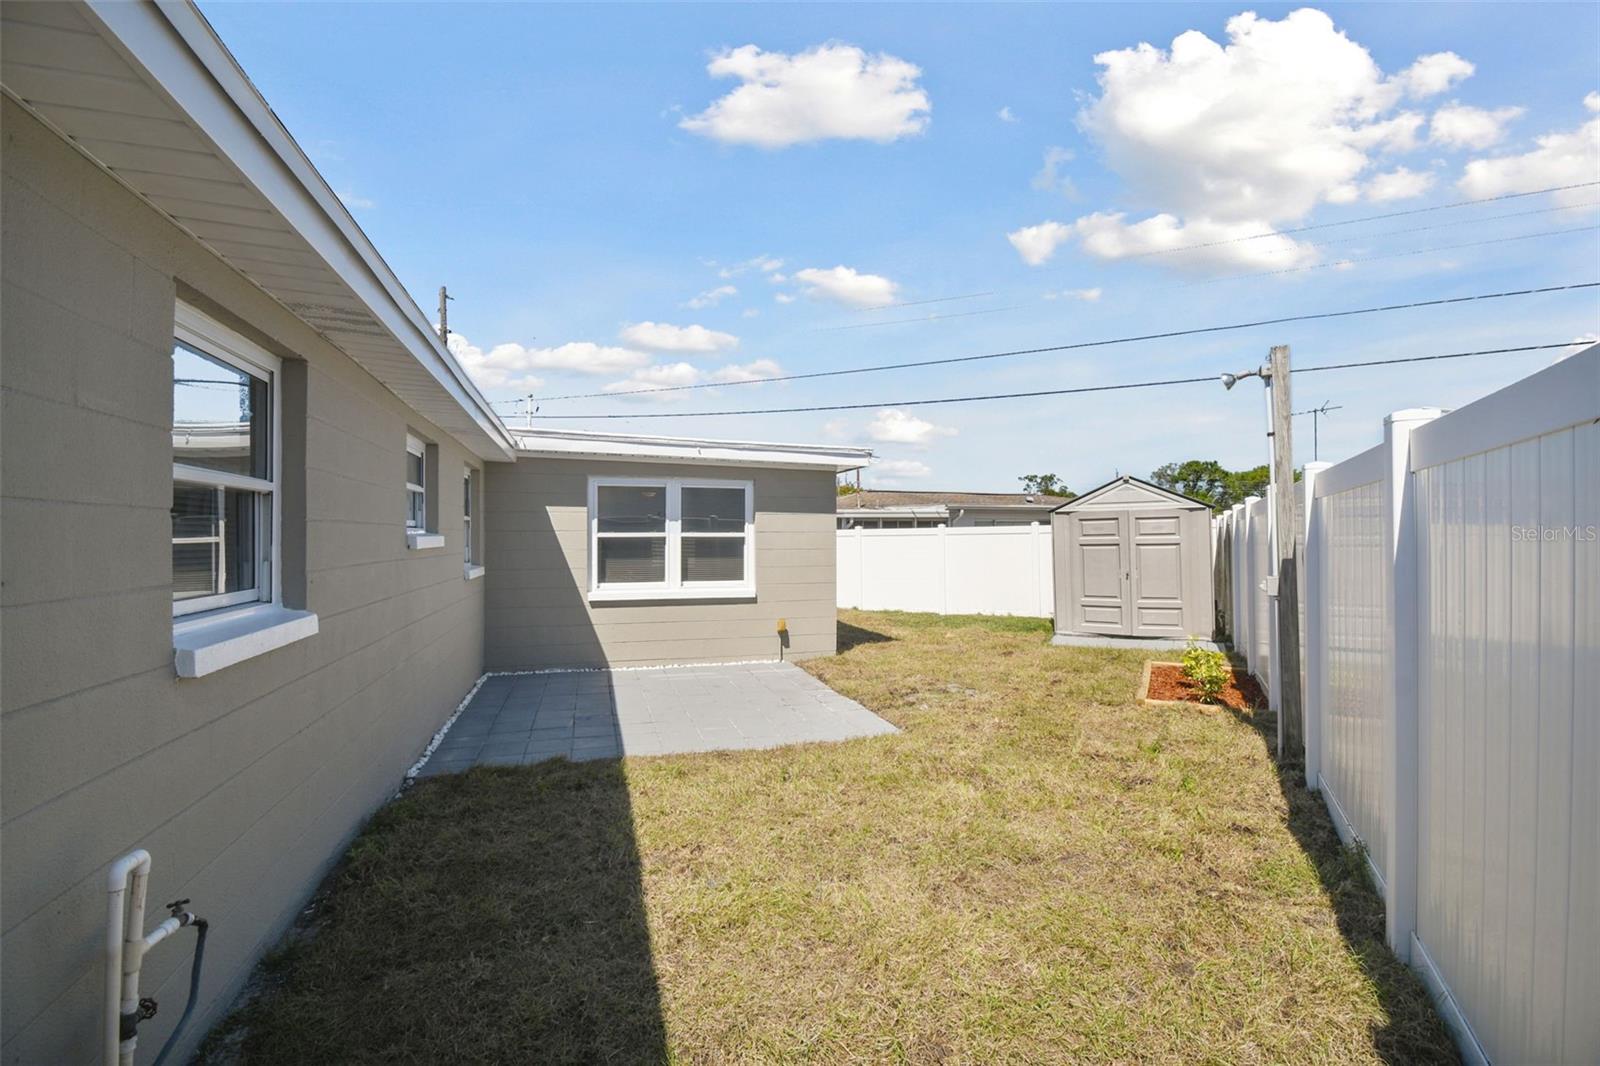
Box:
1145, 661, 1265, 713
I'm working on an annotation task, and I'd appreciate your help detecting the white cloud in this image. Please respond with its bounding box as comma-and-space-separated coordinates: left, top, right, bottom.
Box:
774, 292, 797, 304
447, 334, 543, 392
448, 333, 652, 388
618, 321, 739, 353
602, 358, 785, 398
870, 459, 931, 482
1394, 52, 1475, 99
1013, 10, 1474, 272
865, 408, 957, 447
998, 106, 1019, 124
1429, 103, 1524, 149
741, 308, 760, 318
791, 265, 898, 307
680, 43, 931, 148
1031, 146, 1076, 196
338, 191, 376, 211
1006, 220, 1074, 266
604, 361, 702, 394
683, 284, 737, 309
716, 255, 784, 279
709, 358, 784, 383
1458, 98, 1600, 207
1364, 166, 1435, 201
1072, 212, 1317, 272
1044, 287, 1103, 302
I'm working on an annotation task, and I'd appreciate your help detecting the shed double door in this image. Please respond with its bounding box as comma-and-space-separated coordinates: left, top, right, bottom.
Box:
1069, 509, 1189, 638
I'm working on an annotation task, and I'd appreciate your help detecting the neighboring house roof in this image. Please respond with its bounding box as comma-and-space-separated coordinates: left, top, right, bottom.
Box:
838, 490, 1072, 512
514, 429, 874, 472
1055, 475, 1210, 512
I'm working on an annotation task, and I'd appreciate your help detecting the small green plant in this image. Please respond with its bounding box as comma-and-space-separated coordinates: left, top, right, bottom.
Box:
1180, 644, 1230, 703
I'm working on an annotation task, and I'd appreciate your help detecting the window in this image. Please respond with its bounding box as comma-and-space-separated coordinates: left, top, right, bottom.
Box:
404, 435, 444, 549
171, 305, 278, 616
405, 435, 426, 530
588, 477, 753, 599
462, 467, 483, 577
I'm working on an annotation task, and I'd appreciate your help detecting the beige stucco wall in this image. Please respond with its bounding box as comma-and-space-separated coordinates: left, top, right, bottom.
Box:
0, 98, 486, 1063
485, 457, 837, 668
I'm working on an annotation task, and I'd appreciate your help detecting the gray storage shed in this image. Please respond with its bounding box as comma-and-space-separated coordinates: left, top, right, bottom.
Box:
1050, 476, 1215, 644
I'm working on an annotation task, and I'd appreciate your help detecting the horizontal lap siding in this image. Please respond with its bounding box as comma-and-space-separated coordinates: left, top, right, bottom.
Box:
485, 458, 837, 668
0, 100, 485, 1064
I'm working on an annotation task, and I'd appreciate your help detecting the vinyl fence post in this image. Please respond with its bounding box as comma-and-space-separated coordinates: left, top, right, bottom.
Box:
1380, 408, 1441, 962
1301, 461, 1331, 792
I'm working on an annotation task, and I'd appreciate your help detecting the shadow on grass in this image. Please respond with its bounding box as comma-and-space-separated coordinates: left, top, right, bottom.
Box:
1243, 707, 1460, 1066
199, 759, 666, 1065
837, 619, 895, 652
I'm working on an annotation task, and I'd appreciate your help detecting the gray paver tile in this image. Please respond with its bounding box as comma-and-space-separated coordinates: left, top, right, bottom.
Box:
420, 662, 897, 772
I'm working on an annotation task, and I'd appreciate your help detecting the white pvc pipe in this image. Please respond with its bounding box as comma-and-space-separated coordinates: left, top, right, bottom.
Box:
106, 849, 151, 1066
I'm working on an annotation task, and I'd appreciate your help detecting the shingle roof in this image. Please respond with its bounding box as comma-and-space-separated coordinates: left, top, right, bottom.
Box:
838, 490, 1072, 510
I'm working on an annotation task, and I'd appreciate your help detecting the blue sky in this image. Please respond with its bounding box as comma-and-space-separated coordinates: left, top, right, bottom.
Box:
201, 2, 1599, 493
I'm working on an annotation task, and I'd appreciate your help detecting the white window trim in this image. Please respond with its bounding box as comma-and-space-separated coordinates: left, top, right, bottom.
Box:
586, 475, 755, 602
462, 465, 477, 572
170, 303, 318, 678
405, 433, 426, 530
172, 302, 282, 618
404, 434, 445, 549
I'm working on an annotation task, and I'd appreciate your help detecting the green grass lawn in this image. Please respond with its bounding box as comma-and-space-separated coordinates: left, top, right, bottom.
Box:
201, 610, 1456, 1065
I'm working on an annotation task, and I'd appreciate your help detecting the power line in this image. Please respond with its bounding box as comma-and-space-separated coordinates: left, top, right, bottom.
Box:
813, 305, 1019, 333
827, 207, 1600, 330
1118, 181, 1600, 260
500, 281, 1598, 404
526, 342, 1584, 420
1217, 199, 1600, 257
1189, 224, 1599, 286
862, 291, 995, 311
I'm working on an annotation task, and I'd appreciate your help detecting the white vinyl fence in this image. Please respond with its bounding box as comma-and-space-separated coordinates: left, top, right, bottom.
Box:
1219, 345, 1598, 1065
836, 523, 1054, 618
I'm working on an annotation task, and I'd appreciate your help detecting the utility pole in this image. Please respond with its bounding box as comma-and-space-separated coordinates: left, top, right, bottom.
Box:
437, 286, 453, 345
1268, 344, 1304, 764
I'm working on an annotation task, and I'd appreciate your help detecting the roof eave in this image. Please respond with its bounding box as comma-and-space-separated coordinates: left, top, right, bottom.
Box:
75, 0, 516, 461
513, 429, 874, 473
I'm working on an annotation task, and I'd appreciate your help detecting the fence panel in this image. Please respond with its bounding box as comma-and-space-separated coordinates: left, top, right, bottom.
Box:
1411, 414, 1597, 1065
836, 524, 1054, 618
1314, 476, 1388, 882
1230, 344, 1597, 1066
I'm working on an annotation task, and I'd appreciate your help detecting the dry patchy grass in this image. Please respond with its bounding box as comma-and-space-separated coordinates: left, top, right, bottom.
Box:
201, 610, 1456, 1065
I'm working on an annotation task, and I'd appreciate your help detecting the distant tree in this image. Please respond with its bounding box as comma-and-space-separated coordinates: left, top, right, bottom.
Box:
1150, 460, 1231, 509
837, 481, 861, 496
1150, 460, 1292, 512
1019, 474, 1073, 498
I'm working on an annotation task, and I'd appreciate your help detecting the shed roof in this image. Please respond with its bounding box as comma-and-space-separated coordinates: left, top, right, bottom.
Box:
1054, 475, 1210, 512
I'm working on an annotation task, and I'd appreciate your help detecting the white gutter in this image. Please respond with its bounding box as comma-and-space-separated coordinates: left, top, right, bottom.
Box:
514, 428, 874, 472
79, 0, 516, 460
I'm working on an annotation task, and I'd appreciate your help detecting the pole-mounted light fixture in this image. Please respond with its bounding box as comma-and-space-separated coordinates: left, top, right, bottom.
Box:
1220, 366, 1265, 391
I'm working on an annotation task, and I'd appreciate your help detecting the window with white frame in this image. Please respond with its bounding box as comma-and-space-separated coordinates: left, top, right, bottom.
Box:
462, 466, 475, 566
405, 435, 426, 530
171, 305, 279, 616
589, 477, 753, 597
